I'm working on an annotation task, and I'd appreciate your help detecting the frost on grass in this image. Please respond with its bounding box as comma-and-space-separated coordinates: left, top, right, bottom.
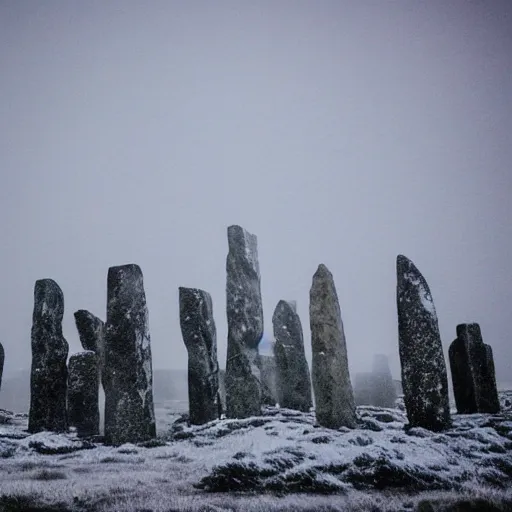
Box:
0, 395, 512, 510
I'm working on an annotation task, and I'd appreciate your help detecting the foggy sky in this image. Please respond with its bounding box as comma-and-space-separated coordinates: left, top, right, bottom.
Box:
1, 1, 511, 385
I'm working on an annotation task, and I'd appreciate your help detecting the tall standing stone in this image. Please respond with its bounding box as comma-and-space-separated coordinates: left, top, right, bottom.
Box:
449, 323, 500, 414
68, 351, 99, 437
74, 310, 105, 391
0, 342, 4, 391
29, 279, 69, 433
225, 225, 264, 419
371, 354, 397, 408
104, 264, 156, 445
310, 264, 356, 428
396, 255, 451, 431
273, 300, 312, 412
179, 287, 222, 425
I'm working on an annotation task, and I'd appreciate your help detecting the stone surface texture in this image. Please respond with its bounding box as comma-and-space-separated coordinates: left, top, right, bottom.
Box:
396, 255, 451, 431
67, 351, 99, 437
273, 300, 312, 412
225, 225, 264, 419
258, 354, 279, 406
104, 264, 156, 445
29, 279, 69, 433
449, 323, 500, 414
179, 287, 222, 425
309, 264, 356, 429
74, 310, 105, 391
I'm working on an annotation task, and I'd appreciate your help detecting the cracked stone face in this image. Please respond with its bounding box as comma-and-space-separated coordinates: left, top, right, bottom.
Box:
225, 225, 264, 419
396, 255, 451, 432
179, 286, 222, 425
104, 264, 156, 445
68, 350, 99, 437
273, 300, 312, 412
29, 279, 69, 433
449, 323, 500, 414
310, 264, 356, 429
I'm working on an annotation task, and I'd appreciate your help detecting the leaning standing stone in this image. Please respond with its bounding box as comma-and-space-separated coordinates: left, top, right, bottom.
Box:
310, 264, 356, 429
68, 351, 99, 437
74, 310, 105, 391
273, 300, 312, 412
104, 264, 156, 445
179, 287, 222, 425
396, 255, 451, 431
225, 225, 264, 419
449, 323, 500, 414
29, 279, 69, 433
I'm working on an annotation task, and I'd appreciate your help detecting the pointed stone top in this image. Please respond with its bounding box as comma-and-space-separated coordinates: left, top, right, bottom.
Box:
314, 263, 332, 278
275, 299, 297, 315
286, 300, 297, 313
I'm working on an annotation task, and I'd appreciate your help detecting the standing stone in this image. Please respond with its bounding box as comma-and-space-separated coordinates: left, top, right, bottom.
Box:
68, 351, 99, 437
371, 354, 397, 408
0, 342, 4, 391
29, 279, 69, 433
354, 372, 373, 406
396, 255, 451, 431
225, 225, 264, 419
74, 310, 105, 391
310, 264, 356, 428
273, 300, 312, 412
179, 287, 222, 425
104, 264, 156, 445
258, 354, 279, 406
449, 323, 500, 414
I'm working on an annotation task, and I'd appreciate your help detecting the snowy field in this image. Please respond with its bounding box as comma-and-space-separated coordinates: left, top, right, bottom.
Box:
0, 394, 511, 512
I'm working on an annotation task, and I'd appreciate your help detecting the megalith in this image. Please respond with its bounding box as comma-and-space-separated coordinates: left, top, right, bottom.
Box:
0, 342, 4, 391
225, 225, 264, 419
179, 287, 222, 425
258, 354, 279, 406
371, 354, 397, 408
104, 264, 156, 445
74, 310, 105, 391
68, 351, 99, 437
396, 255, 451, 431
449, 323, 500, 414
273, 300, 312, 412
29, 279, 69, 433
310, 264, 356, 428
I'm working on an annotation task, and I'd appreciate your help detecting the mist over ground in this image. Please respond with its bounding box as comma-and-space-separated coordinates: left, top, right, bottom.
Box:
1, 1, 511, 389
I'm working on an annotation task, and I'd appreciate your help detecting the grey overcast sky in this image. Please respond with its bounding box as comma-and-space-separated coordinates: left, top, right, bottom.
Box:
1, 1, 511, 384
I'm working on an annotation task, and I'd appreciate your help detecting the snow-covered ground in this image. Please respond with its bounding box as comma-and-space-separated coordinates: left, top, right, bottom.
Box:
0, 393, 511, 511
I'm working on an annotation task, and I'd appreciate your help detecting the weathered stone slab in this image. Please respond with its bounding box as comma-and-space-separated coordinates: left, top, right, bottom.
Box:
179, 287, 222, 425
68, 351, 99, 437
396, 255, 451, 431
104, 264, 156, 445
74, 310, 105, 391
449, 323, 500, 414
225, 225, 264, 419
273, 300, 312, 412
29, 279, 69, 433
310, 264, 356, 428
